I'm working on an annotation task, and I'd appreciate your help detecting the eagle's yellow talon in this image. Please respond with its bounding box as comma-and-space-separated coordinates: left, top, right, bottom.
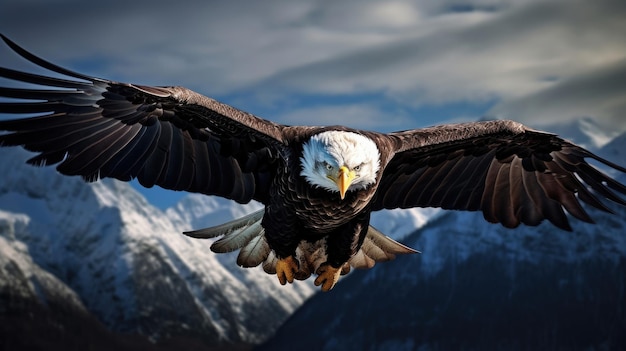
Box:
314, 263, 342, 292
275, 256, 299, 285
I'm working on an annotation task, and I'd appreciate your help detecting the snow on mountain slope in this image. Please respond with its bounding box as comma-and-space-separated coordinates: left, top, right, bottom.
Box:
406, 204, 626, 280
166, 194, 263, 230
0, 211, 87, 313
370, 208, 441, 241
0, 211, 199, 351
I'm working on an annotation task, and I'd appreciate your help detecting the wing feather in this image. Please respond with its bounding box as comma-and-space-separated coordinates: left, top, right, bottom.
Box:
80, 124, 143, 180
162, 122, 185, 189
58, 121, 137, 180
348, 226, 417, 270
519, 164, 544, 226
237, 233, 270, 268
138, 122, 170, 188
108, 123, 161, 181
493, 162, 519, 228
412, 151, 463, 207
577, 164, 626, 206
452, 151, 495, 210
480, 159, 502, 224
511, 157, 541, 226
192, 138, 212, 193
433, 152, 476, 208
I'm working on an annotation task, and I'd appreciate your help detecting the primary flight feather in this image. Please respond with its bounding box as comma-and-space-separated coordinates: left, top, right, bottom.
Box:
1, 35, 625, 291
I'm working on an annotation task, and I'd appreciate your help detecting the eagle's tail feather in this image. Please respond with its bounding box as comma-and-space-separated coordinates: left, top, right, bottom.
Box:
236, 231, 270, 267
262, 251, 278, 275
347, 226, 419, 271
183, 211, 418, 278
210, 219, 264, 253
181, 209, 272, 266
182, 209, 264, 239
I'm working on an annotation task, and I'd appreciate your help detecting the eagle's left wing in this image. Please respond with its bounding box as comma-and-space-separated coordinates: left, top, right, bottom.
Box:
372, 120, 626, 230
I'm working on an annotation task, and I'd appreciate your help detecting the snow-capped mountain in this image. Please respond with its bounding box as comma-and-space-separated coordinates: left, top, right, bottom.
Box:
0, 147, 315, 349
0, 211, 172, 351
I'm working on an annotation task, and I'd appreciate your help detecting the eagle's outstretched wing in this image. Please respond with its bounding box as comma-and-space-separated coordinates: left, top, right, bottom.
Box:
374, 120, 626, 230
0, 35, 286, 204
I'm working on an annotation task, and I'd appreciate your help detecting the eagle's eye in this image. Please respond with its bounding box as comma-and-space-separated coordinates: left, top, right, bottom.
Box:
354, 164, 361, 172
323, 161, 333, 171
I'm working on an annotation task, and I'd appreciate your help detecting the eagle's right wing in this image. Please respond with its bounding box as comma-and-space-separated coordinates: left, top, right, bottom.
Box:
0, 35, 286, 204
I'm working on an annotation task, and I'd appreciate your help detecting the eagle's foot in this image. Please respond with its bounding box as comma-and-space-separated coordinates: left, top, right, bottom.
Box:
314, 263, 342, 292
275, 255, 299, 285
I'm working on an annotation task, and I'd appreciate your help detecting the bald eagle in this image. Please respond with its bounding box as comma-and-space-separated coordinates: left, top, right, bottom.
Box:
1, 35, 625, 291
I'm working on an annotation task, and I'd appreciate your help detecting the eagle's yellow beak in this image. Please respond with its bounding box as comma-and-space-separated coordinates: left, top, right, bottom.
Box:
336, 166, 356, 200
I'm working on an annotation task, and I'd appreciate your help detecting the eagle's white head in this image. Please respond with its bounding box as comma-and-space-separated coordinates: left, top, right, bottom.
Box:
300, 131, 380, 199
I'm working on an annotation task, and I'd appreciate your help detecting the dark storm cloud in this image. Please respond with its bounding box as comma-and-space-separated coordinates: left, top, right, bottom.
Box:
1, 0, 625, 131
489, 59, 626, 129
258, 1, 626, 94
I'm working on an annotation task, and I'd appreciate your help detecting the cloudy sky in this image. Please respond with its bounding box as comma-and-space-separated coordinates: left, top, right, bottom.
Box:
1, 0, 625, 208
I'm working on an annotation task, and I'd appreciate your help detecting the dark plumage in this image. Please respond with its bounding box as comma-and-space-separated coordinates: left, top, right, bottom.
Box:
1, 35, 625, 291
